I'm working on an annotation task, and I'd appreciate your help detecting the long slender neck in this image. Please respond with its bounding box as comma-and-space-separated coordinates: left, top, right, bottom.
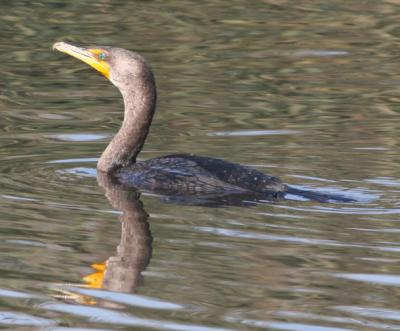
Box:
97, 74, 156, 173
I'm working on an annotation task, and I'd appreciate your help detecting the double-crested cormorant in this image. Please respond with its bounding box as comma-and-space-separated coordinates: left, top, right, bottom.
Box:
53, 42, 352, 203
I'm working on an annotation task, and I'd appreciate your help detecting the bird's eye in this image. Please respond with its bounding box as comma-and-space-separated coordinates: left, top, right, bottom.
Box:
98, 52, 107, 60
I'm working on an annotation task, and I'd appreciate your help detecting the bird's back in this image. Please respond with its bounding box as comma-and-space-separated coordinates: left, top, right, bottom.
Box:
115, 154, 286, 197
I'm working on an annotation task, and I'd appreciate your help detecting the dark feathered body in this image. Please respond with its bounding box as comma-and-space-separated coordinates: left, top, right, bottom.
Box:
116, 154, 286, 197
115, 154, 353, 203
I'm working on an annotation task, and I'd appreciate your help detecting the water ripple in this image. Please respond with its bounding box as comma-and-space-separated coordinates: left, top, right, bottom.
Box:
334, 273, 400, 286
271, 311, 400, 330
208, 130, 300, 137
40, 302, 235, 331
333, 306, 400, 321
194, 226, 339, 246
0, 311, 54, 326
0, 288, 39, 299
47, 328, 113, 331
53, 133, 109, 142
227, 318, 354, 331
53, 286, 184, 310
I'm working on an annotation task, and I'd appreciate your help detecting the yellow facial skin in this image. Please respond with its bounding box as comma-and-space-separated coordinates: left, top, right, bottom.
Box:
53, 42, 110, 79
83, 262, 106, 289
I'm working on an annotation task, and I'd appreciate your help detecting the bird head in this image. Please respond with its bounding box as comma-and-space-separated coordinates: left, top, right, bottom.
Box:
53, 41, 153, 91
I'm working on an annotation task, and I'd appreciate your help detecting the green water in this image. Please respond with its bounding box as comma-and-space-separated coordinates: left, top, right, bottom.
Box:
1, 1, 400, 330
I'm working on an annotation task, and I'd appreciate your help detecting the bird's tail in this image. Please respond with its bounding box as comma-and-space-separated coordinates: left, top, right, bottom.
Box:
285, 186, 355, 203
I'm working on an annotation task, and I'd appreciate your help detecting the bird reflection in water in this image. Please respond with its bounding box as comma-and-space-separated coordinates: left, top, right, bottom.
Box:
83, 172, 152, 295
82, 173, 261, 300
59, 173, 267, 305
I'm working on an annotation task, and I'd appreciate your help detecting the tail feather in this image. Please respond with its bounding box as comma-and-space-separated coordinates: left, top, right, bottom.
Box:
285, 186, 355, 203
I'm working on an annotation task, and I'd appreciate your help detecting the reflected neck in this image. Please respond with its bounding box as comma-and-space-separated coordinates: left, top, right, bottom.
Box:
97, 76, 156, 173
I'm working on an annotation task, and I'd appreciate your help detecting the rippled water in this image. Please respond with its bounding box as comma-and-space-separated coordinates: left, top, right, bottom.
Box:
2, 1, 400, 330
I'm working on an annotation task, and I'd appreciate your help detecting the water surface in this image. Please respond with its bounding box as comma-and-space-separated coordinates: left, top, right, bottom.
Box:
1, 1, 400, 330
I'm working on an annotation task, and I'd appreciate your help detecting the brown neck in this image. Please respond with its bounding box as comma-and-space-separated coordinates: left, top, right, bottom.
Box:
97, 75, 156, 173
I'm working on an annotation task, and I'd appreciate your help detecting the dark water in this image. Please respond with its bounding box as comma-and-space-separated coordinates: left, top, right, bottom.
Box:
1, 1, 400, 330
